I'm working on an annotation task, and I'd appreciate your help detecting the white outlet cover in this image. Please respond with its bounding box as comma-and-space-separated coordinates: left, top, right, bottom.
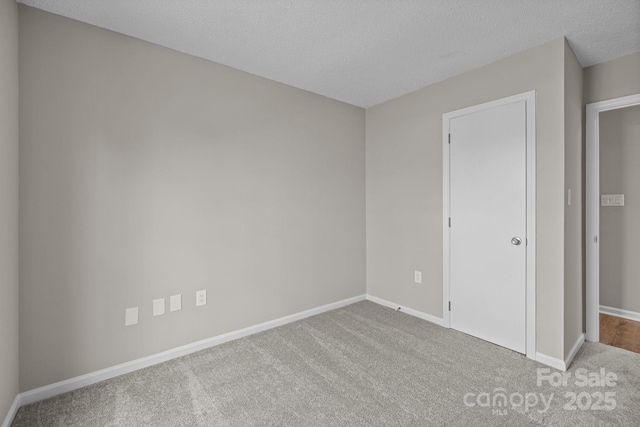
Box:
170, 294, 182, 312
196, 290, 207, 307
153, 298, 165, 316
414, 270, 422, 284
125, 307, 138, 326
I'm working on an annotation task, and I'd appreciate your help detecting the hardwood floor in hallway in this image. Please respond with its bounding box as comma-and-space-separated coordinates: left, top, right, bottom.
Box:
600, 313, 640, 354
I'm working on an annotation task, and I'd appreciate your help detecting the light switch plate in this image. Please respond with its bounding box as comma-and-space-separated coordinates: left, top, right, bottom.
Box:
153, 298, 165, 316
170, 294, 182, 312
601, 194, 624, 206
125, 307, 138, 326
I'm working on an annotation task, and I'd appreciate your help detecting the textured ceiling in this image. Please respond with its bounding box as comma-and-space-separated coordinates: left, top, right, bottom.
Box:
17, 0, 640, 108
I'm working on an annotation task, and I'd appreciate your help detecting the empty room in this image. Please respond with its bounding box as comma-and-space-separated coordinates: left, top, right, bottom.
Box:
2, 1, 640, 426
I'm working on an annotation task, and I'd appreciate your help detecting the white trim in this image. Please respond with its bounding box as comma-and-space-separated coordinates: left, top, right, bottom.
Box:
367, 294, 580, 373
442, 113, 451, 328
525, 93, 537, 360
1, 395, 21, 427
600, 305, 640, 323
442, 112, 451, 328
535, 352, 567, 372
442, 91, 536, 360
565, 333, 586, 370
366, 294, 579, 372
586, 93, 640, 343
18, 294, 366, 406
535, 333, 585, 372
366, 294, 445, 327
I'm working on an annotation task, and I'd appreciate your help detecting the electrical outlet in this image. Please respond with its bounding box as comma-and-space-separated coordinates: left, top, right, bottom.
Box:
414, 270, 422, 284
196, 290, 207, 307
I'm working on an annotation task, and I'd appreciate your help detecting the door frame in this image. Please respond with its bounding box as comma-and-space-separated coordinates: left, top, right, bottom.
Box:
442, 91, 537, 360
585, 93, 640, 342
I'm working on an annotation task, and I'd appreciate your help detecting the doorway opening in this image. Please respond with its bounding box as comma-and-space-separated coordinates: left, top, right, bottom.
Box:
586, 93, 640, 349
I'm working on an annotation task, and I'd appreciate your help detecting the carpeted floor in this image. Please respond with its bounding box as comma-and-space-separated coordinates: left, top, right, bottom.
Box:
12, 301, 640, 426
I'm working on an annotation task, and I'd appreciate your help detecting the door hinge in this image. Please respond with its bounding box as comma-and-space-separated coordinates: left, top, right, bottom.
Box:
448, 134, 451, 144
448, 301, 451, 311
448, 217, 451, 228
595, 236, 598, 243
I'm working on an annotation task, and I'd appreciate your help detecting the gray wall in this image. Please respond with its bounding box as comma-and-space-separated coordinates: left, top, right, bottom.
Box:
563, 40, 584, 358
584, 51, 640, 104
0, 0, 20, 421
16, 3, 635, 395
366, 39, 568, 359
599, 105, 640, 313
19, 6, 366, 391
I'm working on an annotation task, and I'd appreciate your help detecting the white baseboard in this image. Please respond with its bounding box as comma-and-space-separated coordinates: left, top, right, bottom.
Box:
1, 394, 21, 427
535, 352, 567, 371
365, 294, 445, 327
18, 294, 366, 407
366, 294, 581, 373
600, 305, 640, 322
535, 333, 585, 372
564, 333, 585, 370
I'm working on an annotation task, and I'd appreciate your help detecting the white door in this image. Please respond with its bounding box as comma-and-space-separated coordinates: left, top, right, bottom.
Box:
448, 100, 527, 354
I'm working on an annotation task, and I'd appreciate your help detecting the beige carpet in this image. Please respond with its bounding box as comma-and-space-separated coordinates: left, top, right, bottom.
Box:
12, 301, 640, 426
